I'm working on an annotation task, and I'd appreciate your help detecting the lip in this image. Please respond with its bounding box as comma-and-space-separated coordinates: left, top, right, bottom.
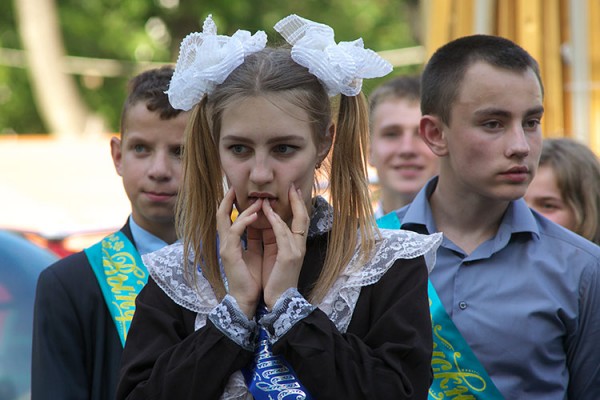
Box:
500, 166, 530, 183
392, 163, 424, 170
391, 163, 425, 179
248, 192, 277, 206
144, 191, 176, 202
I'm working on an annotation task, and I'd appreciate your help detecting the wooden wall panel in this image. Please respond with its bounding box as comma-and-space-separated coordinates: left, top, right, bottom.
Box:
589, 0, 600, 152
541, 0, 565, 137
454, 0, 475, 38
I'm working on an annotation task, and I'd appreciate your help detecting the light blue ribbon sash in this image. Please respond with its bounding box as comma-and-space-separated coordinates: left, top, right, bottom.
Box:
377, 213, 504, 399
84, 231, 148, 347
241, 303, 313, 400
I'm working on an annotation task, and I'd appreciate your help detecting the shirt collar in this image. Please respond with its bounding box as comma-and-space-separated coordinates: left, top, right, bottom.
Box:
128, 215, 169, 256
399, 177, 439, 235
400, 176, 540, 239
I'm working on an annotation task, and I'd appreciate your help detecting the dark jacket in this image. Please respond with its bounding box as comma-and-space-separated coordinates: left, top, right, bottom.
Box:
32, 223, 135, 400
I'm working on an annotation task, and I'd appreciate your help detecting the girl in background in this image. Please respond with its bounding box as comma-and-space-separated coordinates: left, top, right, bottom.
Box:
525, 137, 600, 244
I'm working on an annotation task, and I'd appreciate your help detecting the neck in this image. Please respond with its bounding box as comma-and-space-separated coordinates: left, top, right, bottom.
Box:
381, 190, 414, 214
131, 217, 178, 245
429, 183, 508, 255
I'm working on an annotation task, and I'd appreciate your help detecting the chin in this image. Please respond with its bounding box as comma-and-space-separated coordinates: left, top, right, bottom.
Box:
249, 213, 272, 230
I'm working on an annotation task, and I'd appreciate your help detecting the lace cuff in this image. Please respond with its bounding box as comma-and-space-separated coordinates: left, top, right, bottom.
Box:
208, 295, 258, 351
260, 288, 316, 342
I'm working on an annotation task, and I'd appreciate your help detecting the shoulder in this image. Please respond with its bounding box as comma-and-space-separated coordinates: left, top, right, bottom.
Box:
375, 229, 442, 273
142, 241, 188, 277
35, 250, 105, 309
142, 242, 218, 314
341, 229, 441, 288
39, 250, 94, 284
533, 213, 600, 260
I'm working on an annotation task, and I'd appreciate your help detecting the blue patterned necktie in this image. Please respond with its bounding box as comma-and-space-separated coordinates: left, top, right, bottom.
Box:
242, 302, 313, 399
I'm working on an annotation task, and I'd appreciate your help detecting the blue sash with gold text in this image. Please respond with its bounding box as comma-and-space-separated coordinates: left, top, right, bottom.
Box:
377, 213, 504, 399
84, 231, 148, 347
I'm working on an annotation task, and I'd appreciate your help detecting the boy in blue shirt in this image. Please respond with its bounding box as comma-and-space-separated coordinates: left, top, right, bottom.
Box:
393, 35, 600, 399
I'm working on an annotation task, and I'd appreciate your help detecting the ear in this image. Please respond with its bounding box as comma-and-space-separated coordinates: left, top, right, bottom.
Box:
317, 123, 334, 164
420, 115, 448, 157
110, 136, 124, 176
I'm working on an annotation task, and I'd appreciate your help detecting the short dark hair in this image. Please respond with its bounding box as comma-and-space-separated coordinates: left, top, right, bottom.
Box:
368, 75, 420, 123
421, 34, 543, 125
119, 65, 184, 134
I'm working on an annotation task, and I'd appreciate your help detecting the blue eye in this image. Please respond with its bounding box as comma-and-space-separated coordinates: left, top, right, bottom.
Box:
274, 144, 296, 154
133, 144, 147, 153
230, 145, 247, 154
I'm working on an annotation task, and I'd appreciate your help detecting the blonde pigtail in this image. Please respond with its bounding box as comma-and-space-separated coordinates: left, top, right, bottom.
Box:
178, 97, 227, 300
311, 93, 376, 303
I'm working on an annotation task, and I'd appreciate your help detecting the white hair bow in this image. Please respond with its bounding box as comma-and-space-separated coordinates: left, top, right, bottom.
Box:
167, 15, 267, 111
274, 15, 393, 97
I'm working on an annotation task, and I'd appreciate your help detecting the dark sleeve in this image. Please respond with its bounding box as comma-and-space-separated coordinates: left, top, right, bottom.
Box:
116, 277, 254, 400
31, 263, 91, 399
274, 255, 433, 400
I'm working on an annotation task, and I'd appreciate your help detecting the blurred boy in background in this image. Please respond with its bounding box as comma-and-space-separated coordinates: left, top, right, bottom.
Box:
31, 66, 188, 400
368, 75, 439, 218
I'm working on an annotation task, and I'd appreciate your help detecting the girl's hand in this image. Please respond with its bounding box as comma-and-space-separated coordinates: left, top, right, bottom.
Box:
261, 185, 310, 309
216, 188, 263, 318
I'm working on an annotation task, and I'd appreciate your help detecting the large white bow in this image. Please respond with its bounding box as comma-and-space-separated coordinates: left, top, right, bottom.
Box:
274, 14, 393, 97
167, 15, 267, 111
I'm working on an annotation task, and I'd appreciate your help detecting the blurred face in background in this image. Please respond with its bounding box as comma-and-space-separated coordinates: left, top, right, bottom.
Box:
525, 164, 576, 231
369, 98, 439, 210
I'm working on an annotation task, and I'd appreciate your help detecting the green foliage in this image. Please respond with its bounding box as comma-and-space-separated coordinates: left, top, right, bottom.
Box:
0, 0, 421, 134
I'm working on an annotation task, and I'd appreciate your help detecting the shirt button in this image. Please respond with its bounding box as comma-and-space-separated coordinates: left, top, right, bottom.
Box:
458, 301, 468, 310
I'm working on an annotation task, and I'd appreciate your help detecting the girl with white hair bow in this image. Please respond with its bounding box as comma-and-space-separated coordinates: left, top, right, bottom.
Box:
117, 14, 441, 400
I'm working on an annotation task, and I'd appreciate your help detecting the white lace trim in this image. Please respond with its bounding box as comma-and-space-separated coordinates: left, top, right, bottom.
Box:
208, 295, 258, 351
142, 199, 441, 400
260, 288, 316, 340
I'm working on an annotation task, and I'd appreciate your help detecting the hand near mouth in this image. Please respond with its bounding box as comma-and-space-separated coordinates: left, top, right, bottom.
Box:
260, 184, 309, 310
216, 185, 309, 317
216, 187, 263, 319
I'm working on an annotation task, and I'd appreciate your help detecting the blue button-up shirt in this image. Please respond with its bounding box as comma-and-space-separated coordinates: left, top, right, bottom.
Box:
129, 216, 169, 256
396, 177, 600, 399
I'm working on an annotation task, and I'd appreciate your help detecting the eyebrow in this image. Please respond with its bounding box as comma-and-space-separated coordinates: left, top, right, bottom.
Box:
220, 134, 308, 144
474, 106, 545, 119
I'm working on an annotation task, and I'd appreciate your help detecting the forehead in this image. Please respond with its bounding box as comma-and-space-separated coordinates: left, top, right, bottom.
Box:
453, 61, 543, 117
372, 99, 420, 126
123, 102, 187, 143
220, 95, 313, 140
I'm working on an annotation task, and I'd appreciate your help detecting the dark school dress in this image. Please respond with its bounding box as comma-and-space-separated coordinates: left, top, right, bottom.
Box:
118, 199, 440, 400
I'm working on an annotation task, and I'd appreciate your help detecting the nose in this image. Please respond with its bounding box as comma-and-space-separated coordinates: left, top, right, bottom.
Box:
148, 151, 172, 182
249, 155, 273, 186
398, 130, 419, 156
506, 124, 530, 159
